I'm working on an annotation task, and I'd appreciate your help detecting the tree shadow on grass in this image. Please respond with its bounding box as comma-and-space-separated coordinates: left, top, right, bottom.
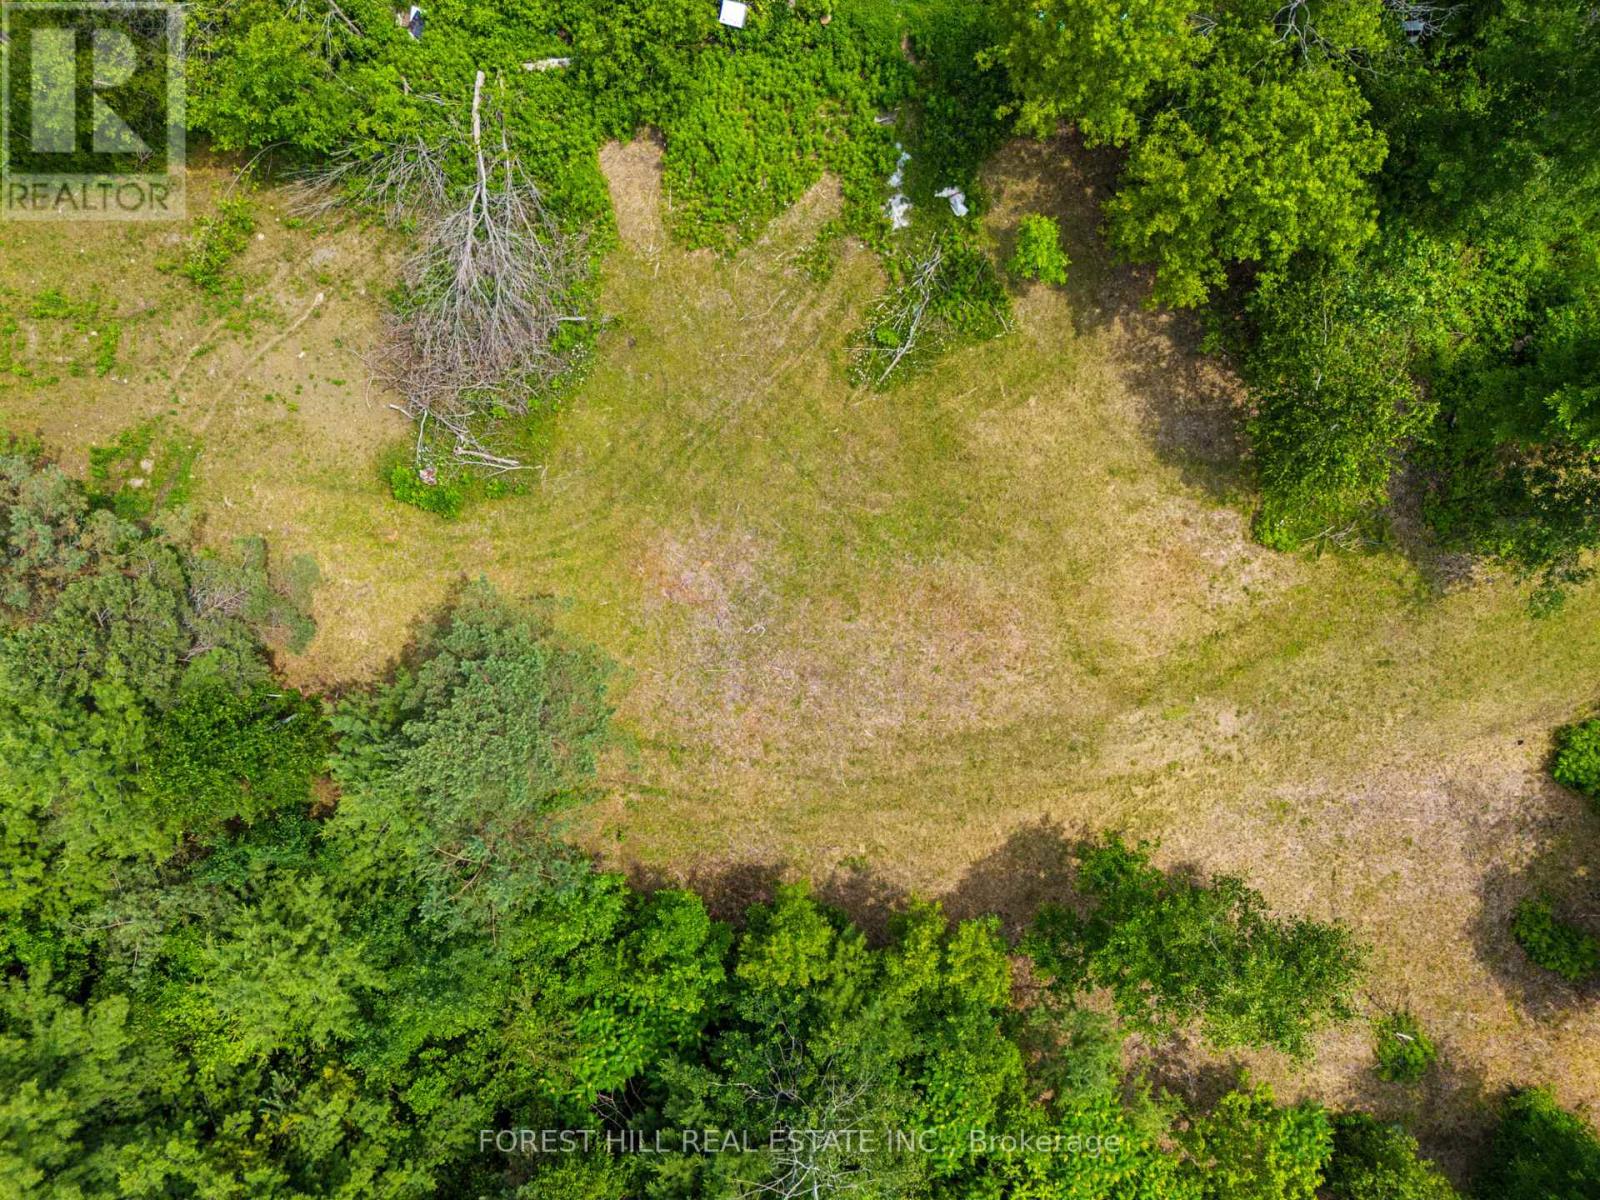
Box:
1471, 856, 1600, 1021
625, 857, 790, 927
940, 816, 1086, 940
984, 134, 1255, 507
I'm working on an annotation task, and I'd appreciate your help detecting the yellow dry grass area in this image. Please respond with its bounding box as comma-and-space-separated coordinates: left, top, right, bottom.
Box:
2, 143, 1599, 1163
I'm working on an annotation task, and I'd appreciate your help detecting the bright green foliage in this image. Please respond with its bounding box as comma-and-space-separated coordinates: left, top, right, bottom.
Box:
1186, 1085, 1332, 1200
988, 0, 1199, 146
983, 1088, 1204, 1200
387, 461, 466, 518
662, 887, 1023, 1197
1371, 1010, 1437, 1084
1322, 1114, 1459, 1200
1482, 1088, 1600, 1200
1009, 214, 1071, 286
177, 196, 257, 296
854, 226, 1013, 388
1027, 836, 1365, 1056
659, 7, 903, 251
1245, 244, 1457, 548
0, 446, 320, 977
143, 684, 327, 828
0, 450, 1485, 1200
0, 973, 173, 1200
1552, 717, 1600, 805
1511, 896, 1600, 983
1107, 50, 1385, 308
86, 420, 200, 520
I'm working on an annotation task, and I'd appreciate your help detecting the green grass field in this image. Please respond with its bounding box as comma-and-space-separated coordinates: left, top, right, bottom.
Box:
2, 141, 1598, 1160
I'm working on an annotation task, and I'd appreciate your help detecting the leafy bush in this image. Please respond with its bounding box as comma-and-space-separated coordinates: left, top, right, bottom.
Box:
1551, 718, 1600, 805
1008, 214, 1070, 286
387, 461, 466, 519
1184, 1084, 1332, 1200
1323, 1114, 1459, 1200
1026, 835, 1366, 1057
143, 684, 328, 828
178, 197, 257, 296
1372, 1010, 1437, 1084
87, 420, 200, 520
1511, 896, 1600, 983
1244, 246, 1459, 550
1483, 1088, 1600, 1200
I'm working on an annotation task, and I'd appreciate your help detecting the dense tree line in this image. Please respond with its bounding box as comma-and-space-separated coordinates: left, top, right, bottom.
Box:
4, 438, 1598, 1196
993, 0, 1600, 593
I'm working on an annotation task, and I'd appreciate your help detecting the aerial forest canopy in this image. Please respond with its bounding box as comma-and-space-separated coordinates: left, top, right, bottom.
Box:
6, 437, 1572, 1199
6, 0, 1600, 1197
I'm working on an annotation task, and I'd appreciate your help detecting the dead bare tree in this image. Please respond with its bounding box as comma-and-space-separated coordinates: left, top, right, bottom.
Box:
292, 134, 452, 225
725, 1024, 892, 1200
297, 71, 589, 474
372, 71, 588, 473
853, 235, 1010, 390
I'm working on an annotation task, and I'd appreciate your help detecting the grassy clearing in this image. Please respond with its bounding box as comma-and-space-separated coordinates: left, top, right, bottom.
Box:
2, 143, 1599, 1162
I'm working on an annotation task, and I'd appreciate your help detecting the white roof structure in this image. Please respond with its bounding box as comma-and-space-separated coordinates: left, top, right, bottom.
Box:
719, 1, 747, 27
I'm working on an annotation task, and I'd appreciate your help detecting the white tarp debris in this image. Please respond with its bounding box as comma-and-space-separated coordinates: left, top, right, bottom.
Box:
885, 145, 913, 229
523, 56, 572, 71
936, 186, 969, 217
719, 0, 747, 27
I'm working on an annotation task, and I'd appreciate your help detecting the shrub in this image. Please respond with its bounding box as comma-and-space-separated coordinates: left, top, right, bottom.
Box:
1008, 214, 1070, 286
1483, 1088, 1600, 1200
1025, 835, 1366, 1057
1371, 1011, 1436, 1084
1323, 1114, 1459, 1200
1185, 1084, 1332, 1200
853, 226, 1012, 388
1551, 717, 1600, 805
387, 461, 466, 519
1511, 896, 1600, 983
144, 685, 328, 828
87, 420, 200, 520
329, 581, 615, 922
179, 197, 256, 296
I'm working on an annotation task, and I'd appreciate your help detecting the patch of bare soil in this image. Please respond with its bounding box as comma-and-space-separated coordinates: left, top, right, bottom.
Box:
600, 134, 667, 255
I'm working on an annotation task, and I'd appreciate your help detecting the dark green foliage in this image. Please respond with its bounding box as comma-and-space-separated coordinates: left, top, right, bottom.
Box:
1323, 1114, 1460, 1200
0, 449, 1546, 1200
143, 684, 328, 827
329, 581, 614, 922
1009, 214, 1070, 286
991, 0, 1600, 584
1552, 717, 1600, 805
1482, 1088, 1600, 1200
0, 446, 319, 978
1372, 1010, 1437, 1084
1026, 835, 1365, 1056
1511, 895, 1600, 983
